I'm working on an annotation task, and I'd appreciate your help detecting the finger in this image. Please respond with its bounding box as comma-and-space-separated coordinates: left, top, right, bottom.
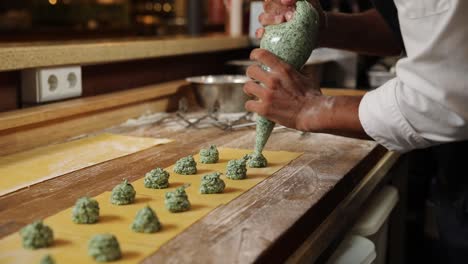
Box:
284, 10, 294, 21
263, 0, 281, 14
250, 48, 287, 72
259, 13, 285, 26
245, 100, 265, 115
243, 81, 267, 100
264, 0, 294, 14
305, 87, 323, 96
255, 28, 265, 39
246, 64, 270, 86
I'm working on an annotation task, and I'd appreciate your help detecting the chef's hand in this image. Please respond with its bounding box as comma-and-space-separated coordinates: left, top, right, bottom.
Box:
244, 49, 368, 139
244, 49, 323, 131
256, 0, 325, 39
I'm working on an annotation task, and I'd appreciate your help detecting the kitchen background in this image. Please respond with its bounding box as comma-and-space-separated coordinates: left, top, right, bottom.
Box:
0, 0, 395, 113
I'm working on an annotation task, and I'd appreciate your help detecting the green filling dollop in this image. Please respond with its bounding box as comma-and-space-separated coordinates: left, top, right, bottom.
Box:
110, 179, 136, 205
131, 206, 162, 233
144, 168, 170, 189
20, 221, 54, 250
72, 197, 100, 224
199, 145, 219, 164
165, 186, 191, 213
226, 158, 248, 180
173, 155, 197, 175
40, 254, 55, 264
199, 172, 225, 194
247, 153, 268, 168
88, 234, 122, 262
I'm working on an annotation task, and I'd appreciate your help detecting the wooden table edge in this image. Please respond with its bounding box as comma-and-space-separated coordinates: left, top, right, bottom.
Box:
285, 151, 400, 263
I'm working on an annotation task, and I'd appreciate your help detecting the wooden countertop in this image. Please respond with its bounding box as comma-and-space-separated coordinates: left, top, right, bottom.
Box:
0, 82, 396, 263
0, 34, 251, 72
0, 122, 391, 263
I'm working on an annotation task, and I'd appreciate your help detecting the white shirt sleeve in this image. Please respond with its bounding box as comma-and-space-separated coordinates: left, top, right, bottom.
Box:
358, 0, 468, 153
359, 79, 432, 153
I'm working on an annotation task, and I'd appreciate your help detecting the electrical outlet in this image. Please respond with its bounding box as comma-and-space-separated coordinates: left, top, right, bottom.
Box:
21, 66, 82, 103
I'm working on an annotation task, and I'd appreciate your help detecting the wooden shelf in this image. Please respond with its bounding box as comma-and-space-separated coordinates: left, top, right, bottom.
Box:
0, 80, 187, 132
0, 34, 251, 72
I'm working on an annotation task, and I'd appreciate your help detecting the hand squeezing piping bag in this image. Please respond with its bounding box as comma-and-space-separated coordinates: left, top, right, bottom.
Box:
248, 0, 319, 168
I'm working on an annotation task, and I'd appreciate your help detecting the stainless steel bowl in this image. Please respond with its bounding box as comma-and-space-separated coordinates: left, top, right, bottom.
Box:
186, 75, 251, 113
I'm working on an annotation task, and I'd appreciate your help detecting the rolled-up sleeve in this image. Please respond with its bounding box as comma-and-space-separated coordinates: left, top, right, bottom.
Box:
359, 76, 468, 153
359, 78, 432, 153
358, 0, 468, 153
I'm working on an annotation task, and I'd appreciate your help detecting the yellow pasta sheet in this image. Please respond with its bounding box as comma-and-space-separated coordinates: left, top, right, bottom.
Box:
0, 148, 302, 264
0, 133, 172, 197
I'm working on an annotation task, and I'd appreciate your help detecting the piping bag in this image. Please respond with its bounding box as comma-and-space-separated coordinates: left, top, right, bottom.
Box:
248, 0, 320, 167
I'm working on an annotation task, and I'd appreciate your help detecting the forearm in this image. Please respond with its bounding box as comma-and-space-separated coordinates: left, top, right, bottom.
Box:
318, 9, 402, 56
300, 95, 371, 140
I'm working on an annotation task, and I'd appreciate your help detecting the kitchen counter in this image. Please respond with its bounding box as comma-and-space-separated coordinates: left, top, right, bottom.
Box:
0, 82, 402, 263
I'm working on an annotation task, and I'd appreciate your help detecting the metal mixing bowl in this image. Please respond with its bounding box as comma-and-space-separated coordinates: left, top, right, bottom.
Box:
186, 75, 251, 113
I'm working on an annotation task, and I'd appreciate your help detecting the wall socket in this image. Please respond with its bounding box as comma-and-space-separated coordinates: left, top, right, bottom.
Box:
21, 66, 82, 103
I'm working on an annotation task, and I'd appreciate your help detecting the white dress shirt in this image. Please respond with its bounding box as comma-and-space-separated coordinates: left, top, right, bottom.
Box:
359, 0, 468, 153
